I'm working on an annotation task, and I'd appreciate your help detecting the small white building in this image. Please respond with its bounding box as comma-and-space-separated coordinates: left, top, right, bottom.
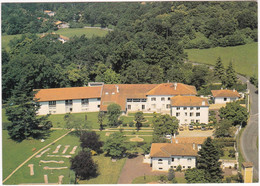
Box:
35, 86, 102, 115
150, 143, 198, 171
171, 96, 209, 125
211, 89, 240, 104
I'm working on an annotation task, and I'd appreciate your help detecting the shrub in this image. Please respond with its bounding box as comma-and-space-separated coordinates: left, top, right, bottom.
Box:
168, 168, 175, 181
129, 121, 134, 127
226, 177, 232, 183
122, 123, 127, 127
228, 149, 236, 158
176, 165, 182, 172
158, 175, 167, 183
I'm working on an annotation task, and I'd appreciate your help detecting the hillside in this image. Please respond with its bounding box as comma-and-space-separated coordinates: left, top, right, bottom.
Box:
185, 43, 258, 77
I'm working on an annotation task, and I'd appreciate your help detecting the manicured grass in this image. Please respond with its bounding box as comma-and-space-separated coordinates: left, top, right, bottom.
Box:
78, 154, 126, 184
185, 42, 258, 77
220, 147, 236, 160
2, 129, 68, 181
132, 175, 159, 184
120, 115, 153, 125
4, 132, 81, 185
55, 28, 109, 38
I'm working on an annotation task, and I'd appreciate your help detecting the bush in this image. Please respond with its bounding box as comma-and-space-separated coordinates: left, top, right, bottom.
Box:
129, 121, 134, 127
176, 165, 182, 172
122, 123, 127, 127
228, 149, 236, 158
168, 168, 175, 181
226, 177, 232, 183
158, 175, 167, 183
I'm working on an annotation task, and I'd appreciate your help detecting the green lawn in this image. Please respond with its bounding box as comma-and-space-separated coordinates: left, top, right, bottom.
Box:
55, 28, 109, 38
185, 42, 258, 77
220, 147, 236, 160
2, 129, 68, 182
79, 154, 126, 184
120, 115, 153, 125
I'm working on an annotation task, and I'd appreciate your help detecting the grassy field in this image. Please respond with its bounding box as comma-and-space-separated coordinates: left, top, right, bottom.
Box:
1, 27, 109, 51
185, 42, 258, 77
2, 129, 68, 181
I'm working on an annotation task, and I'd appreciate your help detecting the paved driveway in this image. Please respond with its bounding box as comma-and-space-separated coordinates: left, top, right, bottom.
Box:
117, 155, 167, 184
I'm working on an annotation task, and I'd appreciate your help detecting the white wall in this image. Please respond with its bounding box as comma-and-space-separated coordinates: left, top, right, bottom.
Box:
171, 106, 209, 124
152, 156, 196, 171
214, 97, 238, 104
38, 98, 100, 115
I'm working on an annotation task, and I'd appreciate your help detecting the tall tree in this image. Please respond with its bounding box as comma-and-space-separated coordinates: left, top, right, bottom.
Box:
97, 111, 106, 130
5, 79, 52, 142
70, 150, 98, 180
214, 57, 226, 84
225, 62, 237, 88
103, 132, 128, 158
107, 103, 121, 127
219, 101, 248, 126
134, 111, 145, 131
80, 131, 103, 153
197, 137, 223, 183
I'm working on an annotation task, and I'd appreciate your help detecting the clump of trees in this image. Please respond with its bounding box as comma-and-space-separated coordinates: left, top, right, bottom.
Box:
107, 103, 121, 127
80, 131, 103, 153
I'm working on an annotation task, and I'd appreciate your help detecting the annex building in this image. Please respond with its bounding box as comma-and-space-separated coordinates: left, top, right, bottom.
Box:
35, 82, 209, 125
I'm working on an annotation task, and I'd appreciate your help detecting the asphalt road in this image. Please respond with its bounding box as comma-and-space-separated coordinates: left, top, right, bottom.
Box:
239, 75, 259, 180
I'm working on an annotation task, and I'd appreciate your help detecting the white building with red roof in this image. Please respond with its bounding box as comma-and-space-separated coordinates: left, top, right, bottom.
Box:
211, 89, 240, 104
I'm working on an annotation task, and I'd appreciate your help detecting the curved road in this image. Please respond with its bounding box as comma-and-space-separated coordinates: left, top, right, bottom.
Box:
239, 75, 258, 180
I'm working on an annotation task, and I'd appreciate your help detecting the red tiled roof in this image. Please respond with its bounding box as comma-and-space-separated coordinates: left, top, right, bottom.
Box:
171, 96, 209, 107
35, 87, 102, 102
150, 143, 198, 158
211, 89, 240, 98
100, 84, 158, 111
146, 83, 197, 96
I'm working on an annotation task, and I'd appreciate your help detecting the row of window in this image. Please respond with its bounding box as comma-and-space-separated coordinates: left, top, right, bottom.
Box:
48, 99, 101, 107
158, 158, 192, 164
176, 107, 200, 110
127, 104, 171, 110
176, 112, 200, 117
158, 166, 191, 170
151, 97, 171, 101
127, 99, 147, 102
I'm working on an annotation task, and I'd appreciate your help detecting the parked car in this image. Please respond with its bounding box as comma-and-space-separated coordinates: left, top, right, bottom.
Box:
179, 126, 184, 131
201, 126, 206, 131
189, 125, 194, 130
165, 134, 171, 139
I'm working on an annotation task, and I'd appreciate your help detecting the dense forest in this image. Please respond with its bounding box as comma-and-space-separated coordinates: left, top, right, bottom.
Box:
2, 2, 256, 101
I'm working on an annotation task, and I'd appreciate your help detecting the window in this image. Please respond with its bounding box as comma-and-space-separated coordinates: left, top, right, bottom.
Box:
81, 99, 89, 105
224, 97, 227, 101
172, 158, 174, 162
158, 159, 163, 164
142, 105, 145, 110
196, 119, 200, 123
49, 101, 56, 107
127, 99, 132, 102
161, 97, 165, 101
151, 97, 156, 101
183, 166, 185, 168
133, 99, 141, 102
185, 119, 187, 122
152, 104, 156, 109
190, 113, 194, 116
190, 107, 193, 110
184, 107, 187, 110
178, 158, 180, 160
174, 166, 177, 168
196, 113, 200, 117
188, 158, 192, 161
171, 166, 174, 168
65, 100, 72, 106
141, 99, 147, 102
166, 104, 171, 109
97, 105, 100, 108
128, 105, 131, 110
185, 112, 187, 116
159, 168, 163, 170
176, 112, 180, 117
188, 166, 191, 169
97, 98, 101, 101
177, 107, 180, 110
168, 97, 171, 100
196, 107, 200, 110
70, 108, 73, 112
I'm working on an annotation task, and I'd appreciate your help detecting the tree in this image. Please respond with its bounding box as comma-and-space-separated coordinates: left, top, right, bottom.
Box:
197, 137, 223, 183
80, 131, 103, 153
168, 168, 176, 182
107, 103, 121, 127
98, 111, 106, 130
141, 143, 151, 154
103, 132, 128, 158
219, 101, 248, 126
64, 113, 89, 136
250, 74, 258, 88
214, 57, 226, 83
214, 119, 234, 138
152, 114, 179, 142
134, 111, 145, 131
191, 65, 209, 89
225, 62, 237, 88
95, 68, 121, 84
185, 168, 207, 183
5, 80, 52, 142
70, 150, 98, 180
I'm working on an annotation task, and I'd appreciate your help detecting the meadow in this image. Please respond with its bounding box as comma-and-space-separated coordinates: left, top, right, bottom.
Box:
185, 42, 258, 77
1, 27, 109, 51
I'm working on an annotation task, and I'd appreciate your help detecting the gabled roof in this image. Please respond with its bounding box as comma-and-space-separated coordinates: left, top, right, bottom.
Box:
100, 84, 158, 111
35, 87, 102, 102
171, 96, 209, 107
211, 89, 240, 98
172, 137, 208, 145
146, 83, 197, 96
150, 143, 198, 158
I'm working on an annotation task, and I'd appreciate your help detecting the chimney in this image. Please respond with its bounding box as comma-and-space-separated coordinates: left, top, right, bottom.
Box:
193, 143, 195, 150
176, 139, 178, 144
221, 87, 223, 90
173, 133, 176, 139
116, 85, 119, 93
202, 100, 205, 106
233, 89, 235, 92
174, 82, 177, 90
